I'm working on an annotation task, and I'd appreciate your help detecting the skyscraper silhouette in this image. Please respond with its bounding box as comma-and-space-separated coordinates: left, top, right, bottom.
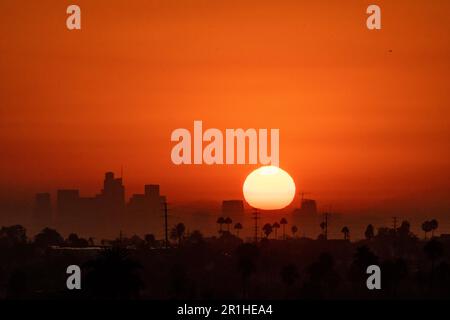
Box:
33, 193, 52, 229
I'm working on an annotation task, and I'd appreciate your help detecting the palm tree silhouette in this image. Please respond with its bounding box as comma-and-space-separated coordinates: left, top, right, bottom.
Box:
351, 246, 379, 284
280, 264, 299, 297
236, 243, 259, 298
170, 223, 186, 246
364, 224, 375, 240
430, 219, 438, 238
424, 239, 444, 291
291, 225, 298, 238
84, 247, 143, 299
187, 230, 204, 245
262, 223, 273, 238
272, 222, 280, 239
341, 226, 350, 240
280, 218, 288, 240
398, 220, 411, 238
224, 217, 233, 232
422, 221, 433, 240
320, 222, 326, 236
234, 222, 243, 237
217, 217, 225, 233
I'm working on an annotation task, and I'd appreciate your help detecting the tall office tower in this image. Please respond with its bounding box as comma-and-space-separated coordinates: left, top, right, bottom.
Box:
101, 172, 125, 207
127, 184, 165, 236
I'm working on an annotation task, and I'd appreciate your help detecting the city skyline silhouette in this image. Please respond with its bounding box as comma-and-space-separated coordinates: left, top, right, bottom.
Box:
0, 0, 449, 303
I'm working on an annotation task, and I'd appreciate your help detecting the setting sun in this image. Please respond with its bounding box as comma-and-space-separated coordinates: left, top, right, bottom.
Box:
243, 166, 296, 210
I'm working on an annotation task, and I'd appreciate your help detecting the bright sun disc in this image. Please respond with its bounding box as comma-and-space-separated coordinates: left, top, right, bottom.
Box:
243, 166, 296, 210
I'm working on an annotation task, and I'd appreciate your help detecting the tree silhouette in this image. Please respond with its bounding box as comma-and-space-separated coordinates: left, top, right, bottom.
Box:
422, 221, 433, 240
130, 235, 144, 247
424, 239, 444, 290
430, 219, 438, 238
66, 233, 88, 247
34, 228, 64, 248
291, 225, 298, 238
280, 264, 299, 289
350, 246, 379, 287
187, 230, 204, 245
170, 223, 186, 246
434, 261, 450, 295
217, 217, 225, 233
6, 269, 29, 299
169, 263, 193, 299
353, 246, 379, 267
398, 220, 411, 238
236, 243, 259, 298
272, 222, 280, 239
262, 223, 273, 238
224, 217, 233, 232
144, 234, 156, 248
305, 252, 340, 298
364, 224, 374, 240
341, 226, 350, 241
381, 258, 408, 297
0, 225, 27, 247
84, 247, 143, 299
280, 218, 288, 240
66, 233, 77, 246
234, 222, 243, 237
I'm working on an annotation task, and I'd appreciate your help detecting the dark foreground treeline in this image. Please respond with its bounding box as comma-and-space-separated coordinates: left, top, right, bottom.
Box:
0, 222, 450, 300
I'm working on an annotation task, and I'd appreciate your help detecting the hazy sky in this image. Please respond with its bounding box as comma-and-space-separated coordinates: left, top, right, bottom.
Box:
1, 0, 449, 212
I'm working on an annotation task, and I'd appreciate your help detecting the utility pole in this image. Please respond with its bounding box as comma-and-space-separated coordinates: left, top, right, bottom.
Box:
252, 208, 260, 243
322, 212, 329, 240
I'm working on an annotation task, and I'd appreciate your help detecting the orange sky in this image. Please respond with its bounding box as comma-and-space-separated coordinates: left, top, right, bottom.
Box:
1, 0, 449, 211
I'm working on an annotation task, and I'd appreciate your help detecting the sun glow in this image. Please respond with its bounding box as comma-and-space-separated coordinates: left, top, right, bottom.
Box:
243, 166, 296, 210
